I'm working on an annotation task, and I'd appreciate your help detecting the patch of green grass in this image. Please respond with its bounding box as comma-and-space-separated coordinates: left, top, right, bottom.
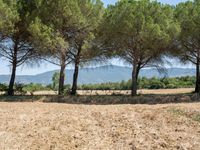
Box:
169, 108, 200, 123
169, 108, 185, 116
193, 114, 200, 122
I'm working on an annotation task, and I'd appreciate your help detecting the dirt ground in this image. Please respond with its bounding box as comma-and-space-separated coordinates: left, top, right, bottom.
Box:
0, 102, 199, 150
77, 88, 195, 95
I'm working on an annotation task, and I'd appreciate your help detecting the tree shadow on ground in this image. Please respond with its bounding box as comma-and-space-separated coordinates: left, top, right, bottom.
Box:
0, 94, 200, 105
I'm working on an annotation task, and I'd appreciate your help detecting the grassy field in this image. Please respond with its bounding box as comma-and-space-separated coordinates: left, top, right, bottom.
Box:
0, 89, 199, 149
0, 102, 199, 149
0, 88, 194, 96
77, 88, 195, 95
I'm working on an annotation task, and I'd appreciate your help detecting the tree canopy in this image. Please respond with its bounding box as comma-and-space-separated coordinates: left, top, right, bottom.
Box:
98, 0, 180, 95
0, 0, 42, 95
1, 0, 200, 96
175, 0, 200, 92
30, 0, 104, 95
0, 0, 18, 38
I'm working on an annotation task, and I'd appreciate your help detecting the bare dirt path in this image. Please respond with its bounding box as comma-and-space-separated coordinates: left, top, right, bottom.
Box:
0, 102, 199, 150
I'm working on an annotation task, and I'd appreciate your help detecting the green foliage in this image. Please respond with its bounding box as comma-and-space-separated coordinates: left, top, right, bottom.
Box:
11, 83, 51, 95
23, 83, 51, 93
99, 0, 179, 63
52, 72, 60, 91
138, 76, 195, 89
0, 76, 196, 93
193, 114, 200, 122
78, 76, 196, 90
31, 0, 82, 55
169, 108, 200, 123
63, 84, 71, 95
0, 0, 198, 96
98, 0, 180, 95
51, 72, 70, 93
14, 83, 27, 95
28, 0, 105, 95
0, 83, 7, 92
32, 0, 104, 63
73, 0, 104, 61
174, 0, 200, 64
28, 17, 56, 52
0, 0, 19, 36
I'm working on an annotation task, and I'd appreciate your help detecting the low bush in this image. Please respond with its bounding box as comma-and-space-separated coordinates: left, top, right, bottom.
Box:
0, 83, 7, 91
78, 76, 196, 90
23, 83, 51, 93
0, 76, 196, 93
14, 83, 27, 95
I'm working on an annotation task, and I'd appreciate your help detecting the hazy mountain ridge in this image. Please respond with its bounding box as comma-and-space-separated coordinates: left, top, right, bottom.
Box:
0, 65, 196, 85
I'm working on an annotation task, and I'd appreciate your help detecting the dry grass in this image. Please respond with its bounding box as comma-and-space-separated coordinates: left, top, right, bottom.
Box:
77, 88, 195, 95
138, 88, 194, 95
27, 88, 196, 96
0, 88, 195, 96
0, 102, 200, 149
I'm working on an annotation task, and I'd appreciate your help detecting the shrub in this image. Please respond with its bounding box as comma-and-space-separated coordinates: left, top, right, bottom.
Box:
0, 83, 7, 91
14, 83, 27, 95
78, 76, 196, 90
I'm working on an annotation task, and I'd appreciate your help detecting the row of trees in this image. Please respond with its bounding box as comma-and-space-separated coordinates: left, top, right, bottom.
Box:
79, 76, 195, 90
0, 76, 195, 93
0, 0, 200, 96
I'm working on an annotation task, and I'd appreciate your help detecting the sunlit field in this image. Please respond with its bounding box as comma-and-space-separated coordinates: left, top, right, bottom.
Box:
77, 88, 195, 96
0, 88, 195, 96
1, 0, 200, 149
0, 102, 199, 149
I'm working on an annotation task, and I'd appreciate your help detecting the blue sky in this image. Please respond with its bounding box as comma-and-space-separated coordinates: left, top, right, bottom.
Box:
0, 0, 191, 75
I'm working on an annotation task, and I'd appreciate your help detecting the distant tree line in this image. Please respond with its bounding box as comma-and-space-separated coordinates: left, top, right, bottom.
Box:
0, 76, 196, 94
0, 0, 200, 96
78, 76, 196, 90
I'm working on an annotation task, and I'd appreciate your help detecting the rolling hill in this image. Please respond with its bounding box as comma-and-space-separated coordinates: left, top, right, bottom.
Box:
0, 65, 196, 85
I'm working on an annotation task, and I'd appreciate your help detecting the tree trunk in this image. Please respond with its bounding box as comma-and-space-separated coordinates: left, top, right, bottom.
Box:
71, 63, 79, 95
7, 42, 18, 96
58, 56, 66, 95
195, 57, 200, 93
71, 47, 81, 96
131, 63, 140, 96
